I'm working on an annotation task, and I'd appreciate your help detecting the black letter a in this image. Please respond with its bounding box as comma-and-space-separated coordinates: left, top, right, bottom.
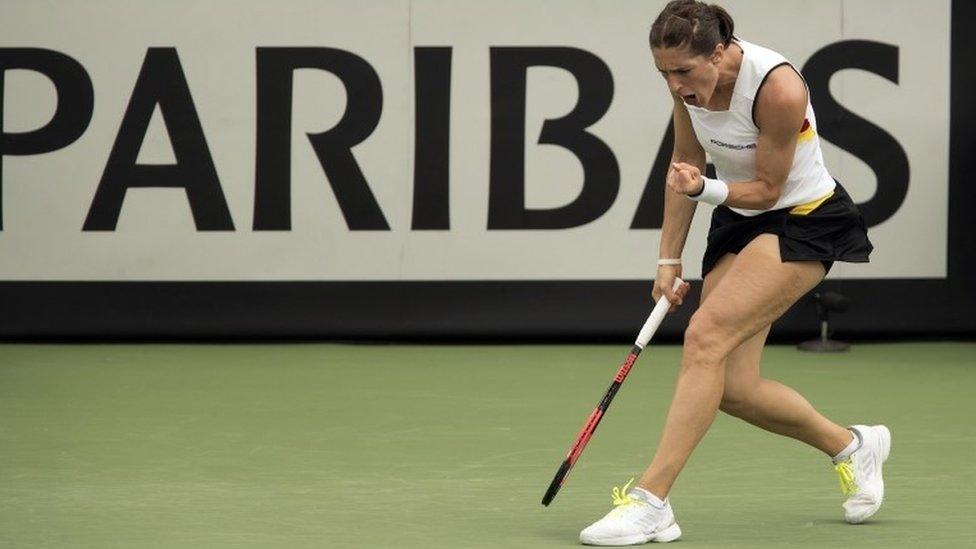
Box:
84, 48, 233, 231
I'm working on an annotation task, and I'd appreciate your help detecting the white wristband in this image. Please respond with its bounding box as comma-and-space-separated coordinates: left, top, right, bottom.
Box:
688, 177, 729, 206
657, 259, 682, 266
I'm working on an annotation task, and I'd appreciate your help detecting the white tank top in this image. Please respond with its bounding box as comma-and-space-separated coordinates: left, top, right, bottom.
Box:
684, 39, 836, 216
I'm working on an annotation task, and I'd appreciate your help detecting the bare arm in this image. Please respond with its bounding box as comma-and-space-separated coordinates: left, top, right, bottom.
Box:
669, 66, 808, 210
726, 65, 807, 208
660, 94, 704, 260
654, 94, 702, 308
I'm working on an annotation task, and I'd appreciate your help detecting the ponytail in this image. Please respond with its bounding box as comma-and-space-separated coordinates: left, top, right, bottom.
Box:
710, 4, 735, 47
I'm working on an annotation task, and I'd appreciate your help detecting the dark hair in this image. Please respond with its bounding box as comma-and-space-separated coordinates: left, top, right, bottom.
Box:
649, 0, 735, 57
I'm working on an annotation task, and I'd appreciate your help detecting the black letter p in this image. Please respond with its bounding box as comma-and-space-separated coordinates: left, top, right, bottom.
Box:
0, 48, 94, 230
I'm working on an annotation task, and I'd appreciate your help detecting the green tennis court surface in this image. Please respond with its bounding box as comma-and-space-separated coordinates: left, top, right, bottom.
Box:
2, 343, 974, 548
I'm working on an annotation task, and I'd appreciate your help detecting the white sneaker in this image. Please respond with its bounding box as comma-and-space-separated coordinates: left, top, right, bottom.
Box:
579, 480, 682, 546
834, 425, 891, 524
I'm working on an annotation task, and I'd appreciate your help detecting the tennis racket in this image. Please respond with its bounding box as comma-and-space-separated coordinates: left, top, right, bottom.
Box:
541, 277, 684, 506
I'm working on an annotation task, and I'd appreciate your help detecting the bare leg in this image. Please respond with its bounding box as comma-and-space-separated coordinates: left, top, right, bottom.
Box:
718, 324, 853, 455
698, 253, 855, 456
637, 234, 830, 498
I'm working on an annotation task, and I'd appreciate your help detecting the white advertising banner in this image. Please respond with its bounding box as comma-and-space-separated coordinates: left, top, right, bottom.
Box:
0, 0, 950, 280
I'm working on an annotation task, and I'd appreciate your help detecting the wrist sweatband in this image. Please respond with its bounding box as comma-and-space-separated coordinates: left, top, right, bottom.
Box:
657, 259, 682, 266
688, 177, 729, 206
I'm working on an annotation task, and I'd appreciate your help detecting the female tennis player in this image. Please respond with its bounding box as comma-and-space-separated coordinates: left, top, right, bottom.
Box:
580, 1, 887, 545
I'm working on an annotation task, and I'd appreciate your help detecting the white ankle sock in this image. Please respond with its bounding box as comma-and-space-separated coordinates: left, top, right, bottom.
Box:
631, 486, 666, 509
832, 429, 862, 463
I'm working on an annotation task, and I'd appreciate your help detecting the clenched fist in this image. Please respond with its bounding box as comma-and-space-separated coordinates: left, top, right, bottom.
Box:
667, 162, 704, 196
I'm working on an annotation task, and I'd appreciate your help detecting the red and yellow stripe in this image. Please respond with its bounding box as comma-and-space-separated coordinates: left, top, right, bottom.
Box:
797, 118, 816, 145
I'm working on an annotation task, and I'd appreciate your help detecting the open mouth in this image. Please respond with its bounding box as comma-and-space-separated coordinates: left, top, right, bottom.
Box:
682, 93, 698, 105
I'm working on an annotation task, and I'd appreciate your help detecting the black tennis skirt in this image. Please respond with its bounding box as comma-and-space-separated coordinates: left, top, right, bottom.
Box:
702, 182, 873, 277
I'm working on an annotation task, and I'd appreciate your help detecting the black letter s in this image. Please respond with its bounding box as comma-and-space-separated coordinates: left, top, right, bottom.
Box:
802, 40, 909, 228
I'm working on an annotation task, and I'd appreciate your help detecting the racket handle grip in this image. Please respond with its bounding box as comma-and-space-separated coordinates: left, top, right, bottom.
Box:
635, 277, 684, 349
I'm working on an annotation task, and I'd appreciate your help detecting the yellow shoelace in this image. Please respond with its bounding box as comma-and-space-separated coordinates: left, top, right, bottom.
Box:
611, 478, 641, 507
834, 459, 857, 496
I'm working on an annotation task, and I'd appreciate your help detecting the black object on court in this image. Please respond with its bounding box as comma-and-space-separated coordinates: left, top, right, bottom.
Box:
798, 290, 851, 352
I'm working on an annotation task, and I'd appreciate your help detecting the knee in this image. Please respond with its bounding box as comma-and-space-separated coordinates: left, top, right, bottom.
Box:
719, 373, 763, 417
719, 387, 752, 418
683, 310, 731, 365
